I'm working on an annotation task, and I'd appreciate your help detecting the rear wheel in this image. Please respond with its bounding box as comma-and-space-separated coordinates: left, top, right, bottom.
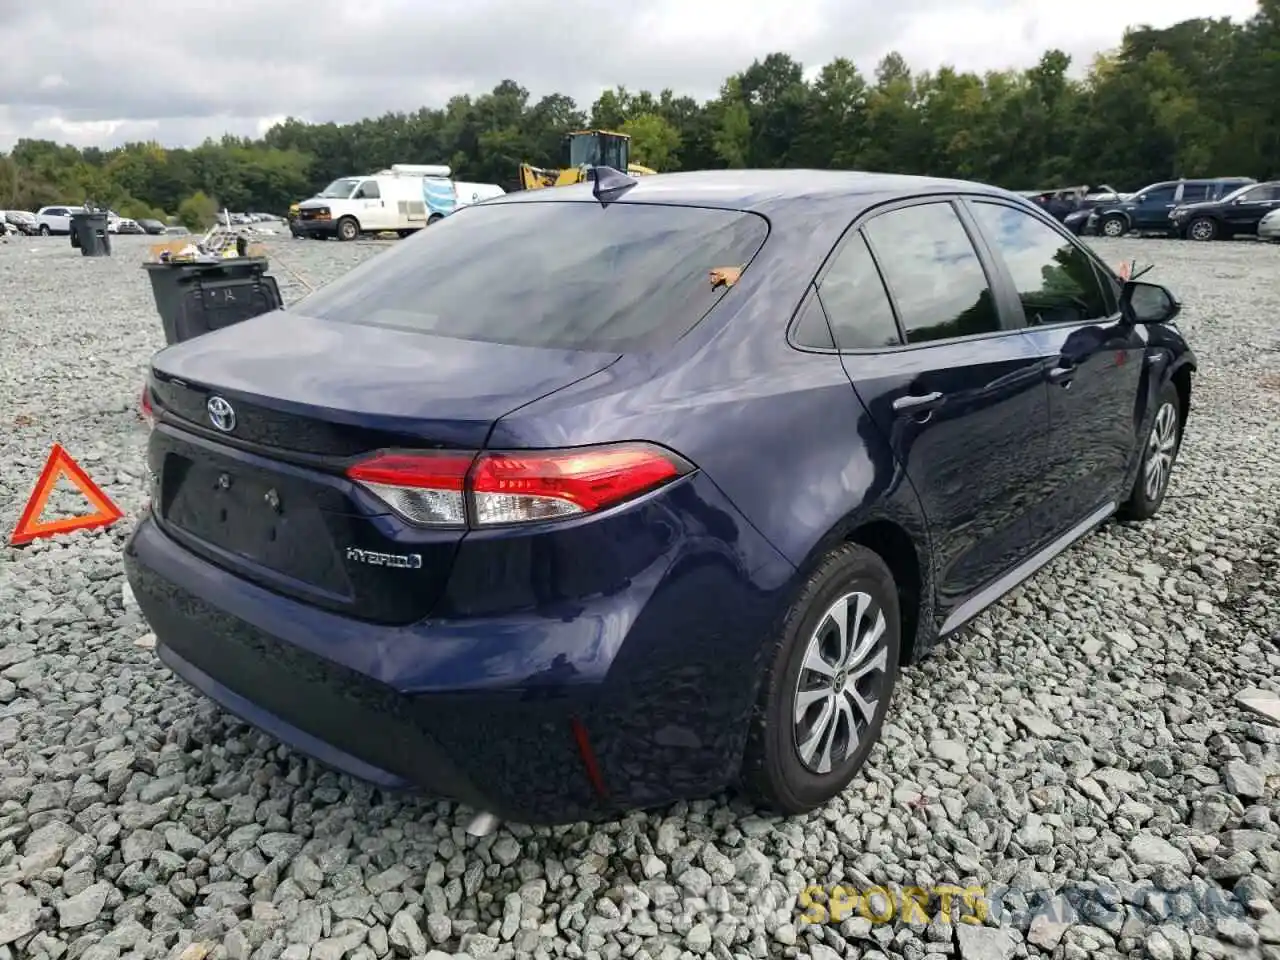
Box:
1100, 215, 1127, 238
741, 543, 900, 815
1119, 381, 1182, 522
1187, 217, 1218, 242
39, 224, 50, 236
336, 217, 359, 242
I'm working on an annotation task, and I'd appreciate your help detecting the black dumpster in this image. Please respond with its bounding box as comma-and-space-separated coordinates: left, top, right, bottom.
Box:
70, 211, 112, 256
143, 257, 283, 345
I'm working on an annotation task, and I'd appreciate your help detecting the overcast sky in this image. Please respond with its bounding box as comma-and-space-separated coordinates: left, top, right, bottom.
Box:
0, 0, 1260, 152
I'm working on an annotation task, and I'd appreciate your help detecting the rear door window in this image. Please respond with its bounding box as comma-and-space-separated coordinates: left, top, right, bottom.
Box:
296, 201, 770, 351
862, 202, 1002, 344
1179, 183, 1210, 203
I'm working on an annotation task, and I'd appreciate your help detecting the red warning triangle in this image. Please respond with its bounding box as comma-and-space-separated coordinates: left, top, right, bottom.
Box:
9, 444, 124, 547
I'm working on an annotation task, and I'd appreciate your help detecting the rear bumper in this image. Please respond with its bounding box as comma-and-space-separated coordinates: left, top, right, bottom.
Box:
124, 472, 794, 823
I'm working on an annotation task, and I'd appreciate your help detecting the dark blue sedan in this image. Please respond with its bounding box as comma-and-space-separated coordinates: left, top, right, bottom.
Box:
125, 169, 1196, 827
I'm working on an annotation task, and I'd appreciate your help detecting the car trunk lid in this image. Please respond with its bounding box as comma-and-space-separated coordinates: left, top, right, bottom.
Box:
147, 312, 619, 623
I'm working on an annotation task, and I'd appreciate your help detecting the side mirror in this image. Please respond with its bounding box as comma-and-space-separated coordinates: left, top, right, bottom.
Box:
1120, 280, 1180, 325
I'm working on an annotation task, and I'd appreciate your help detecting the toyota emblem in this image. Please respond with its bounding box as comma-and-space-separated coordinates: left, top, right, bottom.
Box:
207, 395, 236, 432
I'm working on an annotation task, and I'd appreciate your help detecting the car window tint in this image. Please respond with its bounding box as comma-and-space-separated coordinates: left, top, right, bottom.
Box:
1141, 186, 1176, 204
816, 231, 901, 350
1180, 183, 1210, 202
791, 292, 834, 349
1241, 184, 1280, 202
862, 202, 1001, 344
294, 201, 770, 351
971, 202, 1111, 326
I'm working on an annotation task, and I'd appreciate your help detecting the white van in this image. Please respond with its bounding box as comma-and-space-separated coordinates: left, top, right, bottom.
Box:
294, 165, 505, 241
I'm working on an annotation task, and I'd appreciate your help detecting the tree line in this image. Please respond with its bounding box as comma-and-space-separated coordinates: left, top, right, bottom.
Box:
1, 2, 1276, 230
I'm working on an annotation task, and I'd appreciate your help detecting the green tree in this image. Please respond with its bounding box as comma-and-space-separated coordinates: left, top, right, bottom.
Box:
621, 113, 681, 170
177, 191, 218, 230
2, 4, 1278, 211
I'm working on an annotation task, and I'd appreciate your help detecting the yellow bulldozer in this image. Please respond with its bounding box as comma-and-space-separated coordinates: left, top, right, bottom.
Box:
519, 129, 657, 190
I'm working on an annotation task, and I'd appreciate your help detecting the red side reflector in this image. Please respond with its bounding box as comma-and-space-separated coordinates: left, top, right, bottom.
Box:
570, 716, 609, 800
140, 384, 154, 428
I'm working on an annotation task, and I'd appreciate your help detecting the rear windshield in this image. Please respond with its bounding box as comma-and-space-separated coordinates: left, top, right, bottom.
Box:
294, 200, 770, 351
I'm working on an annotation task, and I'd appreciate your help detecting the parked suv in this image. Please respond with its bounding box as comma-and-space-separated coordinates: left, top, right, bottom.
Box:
125, 170, 1196, 826
35, 205, 85, 235
1089, 178, 1256, 237
1169, 180, 1280, 241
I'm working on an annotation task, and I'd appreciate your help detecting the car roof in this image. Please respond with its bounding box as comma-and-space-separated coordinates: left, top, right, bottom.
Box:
491, 168, 1027, 224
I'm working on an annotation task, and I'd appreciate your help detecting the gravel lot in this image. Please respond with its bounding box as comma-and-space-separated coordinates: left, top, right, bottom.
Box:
0, 231, 1278, 960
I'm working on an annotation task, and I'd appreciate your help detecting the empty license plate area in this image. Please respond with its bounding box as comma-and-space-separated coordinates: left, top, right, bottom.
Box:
159, 448, 351, 595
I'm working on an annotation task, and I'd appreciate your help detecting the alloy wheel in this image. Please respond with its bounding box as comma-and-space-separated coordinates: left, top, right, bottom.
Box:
1144, 402, 1179, 501
792, 591, 890, 775
1190, 219, 1215, 241
1103, 218, 1125, 237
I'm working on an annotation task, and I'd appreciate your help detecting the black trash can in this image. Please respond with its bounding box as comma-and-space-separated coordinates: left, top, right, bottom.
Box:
143, 257, 283, 345
70, 211, 112, 256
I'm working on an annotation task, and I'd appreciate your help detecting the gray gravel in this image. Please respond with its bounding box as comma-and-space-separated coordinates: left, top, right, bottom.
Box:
0, 230, 1278, 960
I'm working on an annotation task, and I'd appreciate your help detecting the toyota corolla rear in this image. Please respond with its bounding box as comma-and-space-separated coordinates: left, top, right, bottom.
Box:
123, 190, 794, 824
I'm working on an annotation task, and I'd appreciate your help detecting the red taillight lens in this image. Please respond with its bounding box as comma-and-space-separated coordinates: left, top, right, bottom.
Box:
140, 384, 155, 429
346, 443, 691, 528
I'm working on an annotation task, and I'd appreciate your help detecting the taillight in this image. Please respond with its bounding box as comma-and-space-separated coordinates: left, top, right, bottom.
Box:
140, 384, 155, 429
346, 443, 692, 528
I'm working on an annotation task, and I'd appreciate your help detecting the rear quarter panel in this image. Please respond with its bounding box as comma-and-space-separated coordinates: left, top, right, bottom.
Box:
487, 266, 931, 593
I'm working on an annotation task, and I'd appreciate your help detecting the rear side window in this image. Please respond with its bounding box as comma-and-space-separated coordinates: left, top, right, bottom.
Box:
296, 201, 769, 351
1180, 183, 1210, 203
1239, 183, 1280, 202
862, 202, 1001, 344
815, 231, 901, 350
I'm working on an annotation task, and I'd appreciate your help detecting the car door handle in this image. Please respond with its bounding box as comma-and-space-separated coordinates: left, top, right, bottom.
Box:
1047, 362, 1075, 385
892, 392, 944, 416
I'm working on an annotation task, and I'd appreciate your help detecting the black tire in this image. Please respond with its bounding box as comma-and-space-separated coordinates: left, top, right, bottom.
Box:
1100, 215, 1127, 238
426, 214, 443, 226
39, 224, 50, 236
336, 217, 359, 242
741, 543, 901, 815
1118, 380, 1183, 522
1187, 217, 1218, 242
396, 229, 414, 238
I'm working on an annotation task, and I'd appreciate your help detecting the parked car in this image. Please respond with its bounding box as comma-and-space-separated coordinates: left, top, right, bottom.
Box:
1087, 177, 1256, 237
1168, 180, 1280, 241
164, 225, 191, 236
106, 211, 145, 235
137, 219, 168, 235
1259, 208, 1280, 242
125, 169, 1195, 827
35, 205, 86, 235
1061, 185, 1129, 235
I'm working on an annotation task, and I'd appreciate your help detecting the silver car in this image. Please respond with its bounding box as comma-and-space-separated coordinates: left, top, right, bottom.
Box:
1260, 208, 1280, 241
